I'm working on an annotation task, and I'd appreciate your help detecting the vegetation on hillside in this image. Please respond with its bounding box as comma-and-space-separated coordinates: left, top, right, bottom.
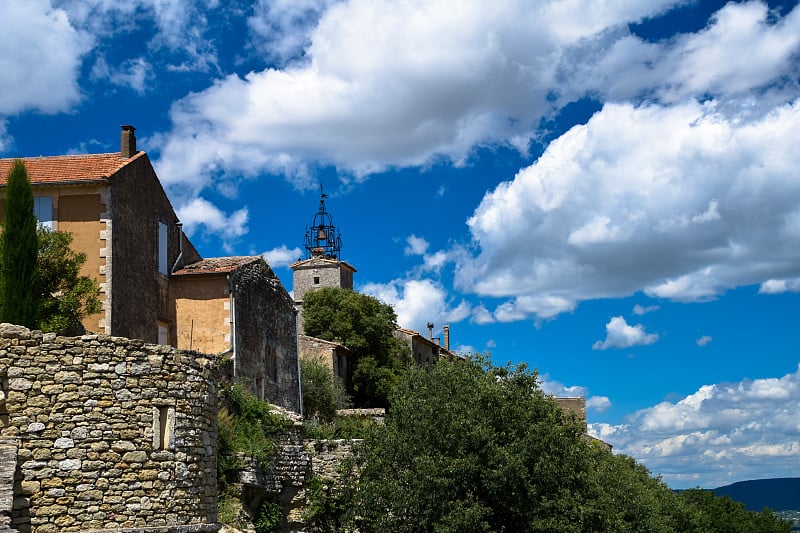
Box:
302, 287, 411, 407
216, 384, 292, 533
1, 160, 101, 334
304, 354, 791, 532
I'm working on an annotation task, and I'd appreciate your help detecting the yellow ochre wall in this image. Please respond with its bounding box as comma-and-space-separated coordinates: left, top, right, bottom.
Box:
172, 275, 231, 354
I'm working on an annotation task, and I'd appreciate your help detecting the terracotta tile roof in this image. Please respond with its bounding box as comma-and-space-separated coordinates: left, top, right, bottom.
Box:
172, 256, 262, 276
289, 256, 357, 272
0, 152, 144, 186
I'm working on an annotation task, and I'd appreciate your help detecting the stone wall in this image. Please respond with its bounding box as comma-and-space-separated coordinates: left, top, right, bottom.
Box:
230, 261, 300, 413
0, 324, 219, 533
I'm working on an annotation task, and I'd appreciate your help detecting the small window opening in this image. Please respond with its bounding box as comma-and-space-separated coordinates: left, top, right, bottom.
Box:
313, 276, 320, 285
153, 406, 175, 450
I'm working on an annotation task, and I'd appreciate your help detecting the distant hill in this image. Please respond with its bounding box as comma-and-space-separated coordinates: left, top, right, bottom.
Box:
712, 478, 800, 512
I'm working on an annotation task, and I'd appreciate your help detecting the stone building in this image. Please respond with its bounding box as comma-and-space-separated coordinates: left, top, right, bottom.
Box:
394, 324, 456, 366
172, 257, 301, 412
297, 335, 350, 389
0, 126, 201, 343
0, 126, 300, 412
0, 323, 220, 532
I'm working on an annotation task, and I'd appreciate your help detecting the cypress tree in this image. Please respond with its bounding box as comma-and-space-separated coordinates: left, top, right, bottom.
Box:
1, 160, 39, 327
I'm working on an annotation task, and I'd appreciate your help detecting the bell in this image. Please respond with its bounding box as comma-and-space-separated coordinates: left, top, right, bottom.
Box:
317, 228, 327, 240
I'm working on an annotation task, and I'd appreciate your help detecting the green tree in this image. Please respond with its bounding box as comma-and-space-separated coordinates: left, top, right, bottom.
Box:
1, 160, 39, 327
302, 287, 410, 407
315, 354, 792, 532
301, 357, 349, 422
35, 228, 101, 335
343, 355, 595, 532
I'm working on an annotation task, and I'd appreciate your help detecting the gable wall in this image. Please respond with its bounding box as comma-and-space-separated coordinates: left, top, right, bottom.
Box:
171, 275, 231, 355
231, 262, 300, 412
108, 156, 201, 344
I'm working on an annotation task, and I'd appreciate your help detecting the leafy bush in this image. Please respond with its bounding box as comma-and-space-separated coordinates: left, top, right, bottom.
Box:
254, 500, 283, 533
303, 413, 375, 440
301, 358, 349, 422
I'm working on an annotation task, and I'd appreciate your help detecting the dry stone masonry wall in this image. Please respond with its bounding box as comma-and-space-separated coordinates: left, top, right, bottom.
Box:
0, 324, 219, 533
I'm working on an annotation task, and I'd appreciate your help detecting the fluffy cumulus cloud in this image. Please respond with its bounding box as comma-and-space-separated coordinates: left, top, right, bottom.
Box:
136, 0, 800, 252
539, 374, 611, 413
589, 365, 800, 488
404, 235, 429, 256
362, 278, 471, 334
262, 245, 303, 268
759, 277, 800, 294
0, 0, 91, 115
176, 197, 249, 250
151, 0, 688, 192
460, 96, 800, 320
593, 316, 658, 350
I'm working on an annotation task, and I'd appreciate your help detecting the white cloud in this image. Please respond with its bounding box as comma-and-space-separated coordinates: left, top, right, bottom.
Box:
176, 197, 249, 247
539, 374, 611, 413
471, 304, 495, 325
563, 1, 800, 108
362, 277, 470, 333
593, 316, 658, 350
262, 245, 303, 268
0, 120, 10, 153
759, 278, 800, 294
696, 335, 712, 347
633, 304, 659, 315
460, 97, 800, 320
0, 0, 91, 115
588, 365, 800, 488
91, 56, 153, 94
144, 1, 800, 249
404, 235, 429, 256
586, 396, 612, 413
151, 0, 689, 193
56, 0, 221, 71
248, 0, 339, 66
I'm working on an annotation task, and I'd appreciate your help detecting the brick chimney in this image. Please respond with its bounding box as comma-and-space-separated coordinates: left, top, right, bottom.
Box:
120, 125, 136, 158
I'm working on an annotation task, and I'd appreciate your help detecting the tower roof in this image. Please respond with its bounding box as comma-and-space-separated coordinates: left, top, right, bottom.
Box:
302, 185, 343, 260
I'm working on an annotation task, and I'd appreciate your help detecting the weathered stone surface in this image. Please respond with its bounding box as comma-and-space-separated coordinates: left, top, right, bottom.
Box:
0, 325, 220, 533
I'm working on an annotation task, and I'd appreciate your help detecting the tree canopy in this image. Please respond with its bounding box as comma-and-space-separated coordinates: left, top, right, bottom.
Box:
311, 355, 790, 532
1, 159, 39, 327
302, 287, 410, 407
35, 228, 101, 335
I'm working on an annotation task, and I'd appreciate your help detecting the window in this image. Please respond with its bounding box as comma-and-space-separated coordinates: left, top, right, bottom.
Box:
158, 221, 168, 275
158, 323, 169, 345
152, 406, 175, 450
34, 197, 53, 229
313, 276, 320, 285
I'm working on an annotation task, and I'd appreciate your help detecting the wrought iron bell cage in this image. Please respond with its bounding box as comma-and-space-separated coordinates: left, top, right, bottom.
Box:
303, 189, 342, 260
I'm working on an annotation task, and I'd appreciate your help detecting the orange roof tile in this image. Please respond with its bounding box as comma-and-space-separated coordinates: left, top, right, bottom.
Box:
0, 152, 144, 186
172, 256, 262, 276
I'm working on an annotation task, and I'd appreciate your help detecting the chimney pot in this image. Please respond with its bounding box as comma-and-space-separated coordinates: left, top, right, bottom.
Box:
120, 125, 136, 158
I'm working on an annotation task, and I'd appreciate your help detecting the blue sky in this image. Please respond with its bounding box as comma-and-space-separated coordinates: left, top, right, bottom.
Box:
2, 0, 799, 489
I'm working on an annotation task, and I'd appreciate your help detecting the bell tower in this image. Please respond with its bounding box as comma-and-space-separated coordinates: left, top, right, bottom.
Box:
290, 186, 356, 332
